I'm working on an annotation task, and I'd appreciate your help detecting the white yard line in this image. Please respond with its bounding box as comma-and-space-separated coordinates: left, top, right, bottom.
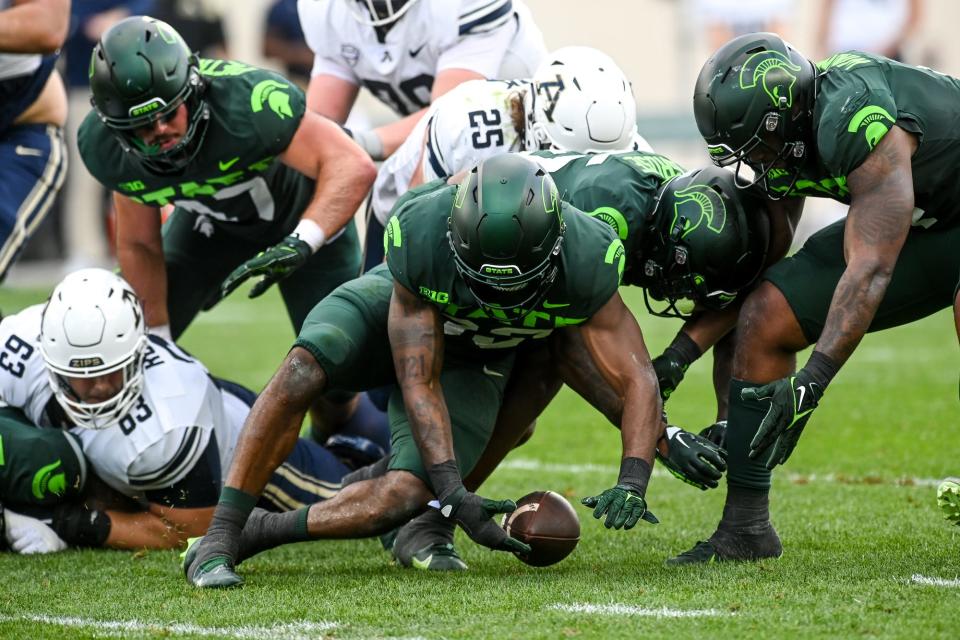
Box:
500, 459, 942, 487
910, 574, 960, 588
549, 603, 729, 618
0, 615, 336, 640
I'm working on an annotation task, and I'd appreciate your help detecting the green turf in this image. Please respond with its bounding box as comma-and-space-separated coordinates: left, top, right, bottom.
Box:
0, 285, 957, 639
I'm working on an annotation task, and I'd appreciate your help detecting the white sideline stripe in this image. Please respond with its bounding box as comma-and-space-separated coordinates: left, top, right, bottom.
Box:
500, 459, 941, 487
911, 574, 960, 588
0, 615, 337, 639
549, 603, 728, 618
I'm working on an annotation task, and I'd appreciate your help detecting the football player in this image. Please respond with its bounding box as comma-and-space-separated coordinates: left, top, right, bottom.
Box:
299, 0, 546, 160
389, 155, 777, 570
0, 269, 388, 552
364, 45, 652, 270
79, 16, 380, 441
0, 0, 69, 282
668, 32, 960, 563
183, 154, 703, 588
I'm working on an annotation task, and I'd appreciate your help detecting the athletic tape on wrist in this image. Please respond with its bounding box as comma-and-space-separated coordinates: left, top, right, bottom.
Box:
293, 219, 327, 253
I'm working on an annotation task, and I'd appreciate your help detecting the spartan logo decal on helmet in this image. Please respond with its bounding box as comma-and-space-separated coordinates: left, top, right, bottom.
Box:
693, 33, 817, 199
40, 269, 149, 430
89, 16, 210, 174
640, 167, 770, 318
448, 154, 565, 314
525, 47, 639, 153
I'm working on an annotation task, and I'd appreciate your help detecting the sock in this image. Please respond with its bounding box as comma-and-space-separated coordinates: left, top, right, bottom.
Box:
725, 379, 774, 492
202, 487, 258, 565
236, 506, 311, 563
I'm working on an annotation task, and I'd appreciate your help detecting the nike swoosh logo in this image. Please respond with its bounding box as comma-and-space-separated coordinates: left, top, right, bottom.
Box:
15, 145, 42, 156
219, 157, 240, 171
411, 554, 433, 570
482, 365, 504, 377
409, 44, 425, 57
542, 301, 569, 309
796, 385, 806, 411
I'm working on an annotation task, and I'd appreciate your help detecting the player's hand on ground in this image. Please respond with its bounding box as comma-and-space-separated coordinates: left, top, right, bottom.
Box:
742, 370, 823, 469
439, 487, 531, 554
3, 509, 67, 554
581, 485, 658, 529
658, 425, 727, 490
220, 235, 312, 300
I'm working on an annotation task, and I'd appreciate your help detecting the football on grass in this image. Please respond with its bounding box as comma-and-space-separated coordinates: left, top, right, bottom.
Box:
502, 490, 580, 567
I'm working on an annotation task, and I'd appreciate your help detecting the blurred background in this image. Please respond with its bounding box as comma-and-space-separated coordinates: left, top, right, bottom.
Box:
6, 0, 948, 285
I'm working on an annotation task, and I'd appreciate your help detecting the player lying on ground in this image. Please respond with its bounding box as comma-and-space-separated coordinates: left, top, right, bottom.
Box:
0, 269, 388, 552
181, 154, 727, 587
667, 31, 960, 563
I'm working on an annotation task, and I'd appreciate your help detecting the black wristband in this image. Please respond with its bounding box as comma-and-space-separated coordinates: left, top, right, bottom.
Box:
426, 459, 463, 503
51, 504, 111, 548
804, 350, 841, 388
617, 457, 652, 497
665, 331, 703, 367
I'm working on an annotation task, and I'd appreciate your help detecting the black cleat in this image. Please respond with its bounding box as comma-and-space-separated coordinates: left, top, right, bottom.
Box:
667, 525, 782, 565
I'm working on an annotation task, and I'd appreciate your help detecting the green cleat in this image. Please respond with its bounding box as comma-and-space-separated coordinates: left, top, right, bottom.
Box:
403, 543, 469, 571
181, 536, 244, 589
937, 478, 960, 525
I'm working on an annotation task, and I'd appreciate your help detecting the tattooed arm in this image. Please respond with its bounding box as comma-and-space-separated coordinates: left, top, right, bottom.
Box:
815, 125, 918, 366
388, 281, 453, 467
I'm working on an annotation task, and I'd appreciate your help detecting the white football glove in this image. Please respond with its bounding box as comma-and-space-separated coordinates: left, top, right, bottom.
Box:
4, 509, 68, 554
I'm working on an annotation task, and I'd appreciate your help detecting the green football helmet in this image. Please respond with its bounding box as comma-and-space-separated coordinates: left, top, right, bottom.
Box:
448, 154, 565, 313
639, 166, 770, 318
693, 32, 817, 198
89, 16, 209, 174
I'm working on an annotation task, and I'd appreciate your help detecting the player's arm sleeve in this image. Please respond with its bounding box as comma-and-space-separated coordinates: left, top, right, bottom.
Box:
127, 426, 217, 508
439, 0, 517, 77
247, 69, 309, 154
298, 0, 359, 84
818, 72, 898, 177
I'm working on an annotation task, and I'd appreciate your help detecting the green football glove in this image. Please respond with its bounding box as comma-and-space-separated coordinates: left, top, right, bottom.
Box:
742, 352, 839, 469
657, 425, 727, 490
581, 457, 658, 529
220, 235, 312, 300
581, 485, 658, 529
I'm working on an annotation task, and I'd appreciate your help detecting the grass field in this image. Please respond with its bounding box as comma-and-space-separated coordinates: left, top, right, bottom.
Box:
0, 284, 957, 639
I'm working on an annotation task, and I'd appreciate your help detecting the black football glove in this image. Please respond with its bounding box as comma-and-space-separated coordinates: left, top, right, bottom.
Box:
651, 332, 702, 402
742, 352, 839, 469
220, 235, 312, 300
699, 419, 728, 449
428, 460, 530, 553
657, 425, 727, 490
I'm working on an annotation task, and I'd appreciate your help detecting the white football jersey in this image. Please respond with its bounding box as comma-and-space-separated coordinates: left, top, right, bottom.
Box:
371, 78, 655, 224
298, 0, 546, 116
0, 306, 248, 499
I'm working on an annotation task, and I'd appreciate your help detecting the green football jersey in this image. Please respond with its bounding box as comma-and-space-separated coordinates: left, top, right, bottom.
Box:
767, 52, 960, 228
384, 180, 625, 355
78, 59, 314, 242
531, 149, 686, 284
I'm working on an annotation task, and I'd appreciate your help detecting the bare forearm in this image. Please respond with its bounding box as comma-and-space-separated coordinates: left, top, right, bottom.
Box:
374, 108, 428, 158
814, 262, 892, 364
619, 380, 661, 465
301, 154, 375, 238
104, 510, 190, 550
225, 349, 322, 493
0, 0, 68, 53
117, 242, 169, 327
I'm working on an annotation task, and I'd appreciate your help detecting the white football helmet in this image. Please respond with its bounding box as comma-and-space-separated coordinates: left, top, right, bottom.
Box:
525, 46, 639, 153
347, 0, 421, 26
40, 269, 148, 430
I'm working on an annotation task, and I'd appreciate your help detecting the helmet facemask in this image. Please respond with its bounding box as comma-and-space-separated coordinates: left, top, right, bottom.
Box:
347, 0, 419, 27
